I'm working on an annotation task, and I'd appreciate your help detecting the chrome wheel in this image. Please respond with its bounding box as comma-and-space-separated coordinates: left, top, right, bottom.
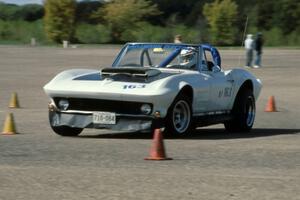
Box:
172, 100, 191, 134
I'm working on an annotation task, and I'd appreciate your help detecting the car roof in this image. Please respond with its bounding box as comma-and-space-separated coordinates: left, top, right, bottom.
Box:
126, 42, 200, 47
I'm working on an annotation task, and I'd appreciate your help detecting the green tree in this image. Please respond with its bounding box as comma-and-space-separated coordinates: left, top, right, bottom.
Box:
203, 0, 238, 45
0, 3, 43, 21
15, 4, 44, 21
0, 2, 19, 20
255, 0, 274, 30
75, 1, 104, 24
93, 0, 161, 42
274, 0, 300, 34
150, 0, 199, 25
75, 23, 111, 43
44, 0, 76, 43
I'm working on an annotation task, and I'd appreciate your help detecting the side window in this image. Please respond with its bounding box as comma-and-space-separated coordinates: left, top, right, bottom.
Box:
201, 50, 208, 71
204, 50, 215, 71
200, 45, 222, 72
201, 50, 214, 71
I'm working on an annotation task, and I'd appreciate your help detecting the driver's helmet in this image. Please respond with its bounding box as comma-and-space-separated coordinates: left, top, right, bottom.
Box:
179, 48, 196, 68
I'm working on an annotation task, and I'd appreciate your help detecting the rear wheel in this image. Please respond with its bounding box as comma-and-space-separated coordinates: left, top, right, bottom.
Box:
224, 89, 255, 132
165, 94, 192, 136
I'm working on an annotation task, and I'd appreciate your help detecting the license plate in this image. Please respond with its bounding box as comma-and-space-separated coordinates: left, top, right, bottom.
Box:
93, 112, 116, 125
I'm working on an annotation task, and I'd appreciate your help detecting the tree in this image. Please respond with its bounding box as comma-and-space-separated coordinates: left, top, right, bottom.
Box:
76, 0, 104, 24
0, 3, 43, 21
150, 0, 199, 25
255, 0, 274, 31
274, 0, 300, 34
44, 0, 76, 43
16, 4, 44, 21
75, 23, 111, 43
0, 2, 19, 20
203, 0, 238, 45
93, 0, 161, 42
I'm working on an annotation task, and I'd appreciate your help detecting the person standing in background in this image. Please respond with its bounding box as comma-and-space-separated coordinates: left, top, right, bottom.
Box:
244, 34, 254, 68
174, 35, 182, 43
254, 32, 263, 68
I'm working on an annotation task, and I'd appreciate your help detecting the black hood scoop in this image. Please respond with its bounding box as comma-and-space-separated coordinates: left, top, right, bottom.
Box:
101, 67, 161, 78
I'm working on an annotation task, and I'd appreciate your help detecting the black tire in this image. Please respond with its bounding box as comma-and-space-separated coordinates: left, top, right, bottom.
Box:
50, 125, 83, 136
165, 94, 192, 136
224, 89, 256, 132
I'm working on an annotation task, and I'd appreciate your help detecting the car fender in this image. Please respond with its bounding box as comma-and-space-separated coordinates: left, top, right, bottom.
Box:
44, 68, 99, 93
179, 81, 191, 91
45, 68, 98, 84
228, 69, 262, 109
160, 72, 196, 95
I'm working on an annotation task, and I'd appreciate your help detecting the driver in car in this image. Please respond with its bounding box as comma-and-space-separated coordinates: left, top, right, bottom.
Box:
179, 48, 197, 69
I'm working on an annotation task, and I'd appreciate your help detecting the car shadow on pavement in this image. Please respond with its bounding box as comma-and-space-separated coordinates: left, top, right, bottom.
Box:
183, 128, 300, 140
78, 128, 300, 140
79, 131, 153, 139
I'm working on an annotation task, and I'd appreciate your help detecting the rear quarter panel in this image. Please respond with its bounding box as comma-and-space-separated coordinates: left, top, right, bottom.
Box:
228, 69, 262, 109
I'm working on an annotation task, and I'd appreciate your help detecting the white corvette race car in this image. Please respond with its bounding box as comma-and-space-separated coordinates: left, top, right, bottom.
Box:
44, 43, 262, 136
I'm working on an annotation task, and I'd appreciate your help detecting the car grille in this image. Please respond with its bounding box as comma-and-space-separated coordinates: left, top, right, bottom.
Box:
54, 97, 152, 115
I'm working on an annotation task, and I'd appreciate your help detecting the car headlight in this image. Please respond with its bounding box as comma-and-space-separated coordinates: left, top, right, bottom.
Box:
141, 104, 152, 115
58, 99, 69, 110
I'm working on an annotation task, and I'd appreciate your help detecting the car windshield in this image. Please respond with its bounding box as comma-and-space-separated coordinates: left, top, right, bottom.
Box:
113, 44, 198, 70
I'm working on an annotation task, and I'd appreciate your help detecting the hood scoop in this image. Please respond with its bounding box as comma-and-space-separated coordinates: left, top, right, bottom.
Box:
101, 67, 161, 78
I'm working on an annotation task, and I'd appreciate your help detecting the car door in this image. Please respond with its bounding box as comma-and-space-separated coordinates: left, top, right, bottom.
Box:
192, 72, 212, 113
184, 47, 211, 113
209, 70, 234, 111
201, 47, 234, 111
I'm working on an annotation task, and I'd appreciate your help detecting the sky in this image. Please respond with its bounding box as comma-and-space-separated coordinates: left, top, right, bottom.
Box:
0, 0, 43, 4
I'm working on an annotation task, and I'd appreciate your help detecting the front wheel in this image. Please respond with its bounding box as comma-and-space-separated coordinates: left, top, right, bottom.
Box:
165, 94, 192, 136
49, 111, 83, 136
224, 89, 256, 132
50, 125, 83, 137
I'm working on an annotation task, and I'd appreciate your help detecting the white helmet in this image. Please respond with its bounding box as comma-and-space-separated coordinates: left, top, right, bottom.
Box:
179, 48, 196, 68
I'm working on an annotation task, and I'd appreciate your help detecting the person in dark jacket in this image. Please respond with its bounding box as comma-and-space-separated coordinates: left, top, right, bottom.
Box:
254, 32, 263, 68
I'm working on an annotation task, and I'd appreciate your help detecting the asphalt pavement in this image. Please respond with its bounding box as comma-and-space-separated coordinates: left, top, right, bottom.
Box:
0, 45, 299, 200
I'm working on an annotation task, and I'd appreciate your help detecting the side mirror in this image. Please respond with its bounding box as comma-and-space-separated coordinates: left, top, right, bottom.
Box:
201, 64, 208, 71
212, 65, 221, 73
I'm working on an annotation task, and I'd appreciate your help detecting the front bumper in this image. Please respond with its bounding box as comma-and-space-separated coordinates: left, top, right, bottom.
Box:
49, 111, 154, 132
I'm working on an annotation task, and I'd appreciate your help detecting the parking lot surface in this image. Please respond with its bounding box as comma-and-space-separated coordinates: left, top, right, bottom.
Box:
0, 45, 299, 200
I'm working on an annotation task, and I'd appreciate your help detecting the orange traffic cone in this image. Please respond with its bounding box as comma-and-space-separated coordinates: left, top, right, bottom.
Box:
265, 96, 277, 112
2, 113, 17, 135
9, 92, 20, 108
145, 128, 172, 160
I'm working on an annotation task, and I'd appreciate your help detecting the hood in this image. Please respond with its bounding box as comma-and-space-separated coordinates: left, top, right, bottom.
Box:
44, 67, 183, 99
73, 67, 181, 83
